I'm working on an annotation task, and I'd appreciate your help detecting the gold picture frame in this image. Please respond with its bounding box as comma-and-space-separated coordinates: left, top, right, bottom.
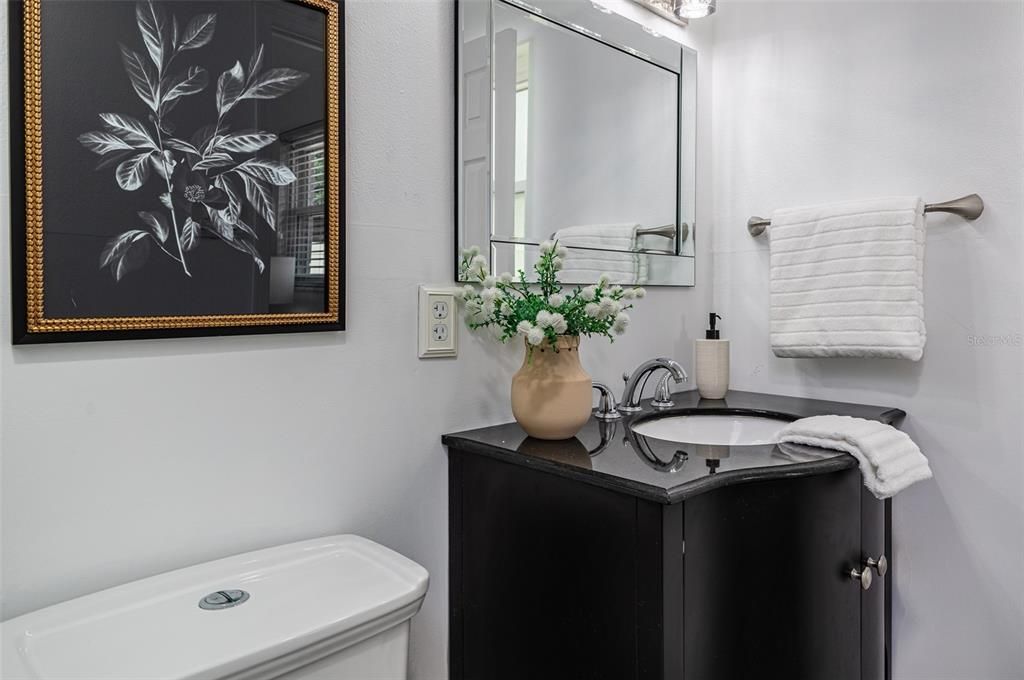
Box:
10, 0, 345, 343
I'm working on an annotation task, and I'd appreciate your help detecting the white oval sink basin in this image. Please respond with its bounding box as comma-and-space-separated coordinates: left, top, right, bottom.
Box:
630, 414, 788, 446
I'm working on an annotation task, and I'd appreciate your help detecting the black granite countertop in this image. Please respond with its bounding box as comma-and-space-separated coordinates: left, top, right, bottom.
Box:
442, 389, 905, 504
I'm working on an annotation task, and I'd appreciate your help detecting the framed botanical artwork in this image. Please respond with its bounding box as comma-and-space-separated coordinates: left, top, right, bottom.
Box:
9, 0, 344, 343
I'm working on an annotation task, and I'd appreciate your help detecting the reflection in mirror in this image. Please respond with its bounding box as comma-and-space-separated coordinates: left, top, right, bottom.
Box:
457, 0, 697, 286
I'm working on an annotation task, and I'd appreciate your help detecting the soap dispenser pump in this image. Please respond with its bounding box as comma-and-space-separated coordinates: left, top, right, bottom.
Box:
695, 313, 730, 399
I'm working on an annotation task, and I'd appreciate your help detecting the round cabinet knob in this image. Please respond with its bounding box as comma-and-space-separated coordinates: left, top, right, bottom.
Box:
865, 555, 888, 577
850, 567, 873, 591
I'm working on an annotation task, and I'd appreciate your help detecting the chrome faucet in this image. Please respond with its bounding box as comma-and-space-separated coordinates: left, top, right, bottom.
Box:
619, 358, 689, 413
592, 382, 622, 420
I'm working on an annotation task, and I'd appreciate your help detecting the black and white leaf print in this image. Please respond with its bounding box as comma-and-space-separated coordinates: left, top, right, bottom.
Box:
209, 222, 265, 272
157, 96, 181, 122
178, 13, 216, 51
230, 236, 265, 273
137, 210, 170, 242
114, 236, 151, 281
120, 45, 161, 112
163, 137, 201, 155
233, 217, 258, 240
135, 1, 168, 70
99, 113, 157, 149
95, 150, 136, 171
216, 131, 277, 154
191, 152, 234, 171
149, 150, 174, 179
243, 68, 308, 100
163, 66, 209, 103
214, 174, 243, 221
100, 229, 148, 267
235, 158, 296, 186
115, 152, 153, 190
78, 131, 136, 155
100, 229, 151, 281
207, 209, 235, 241
216, 61, 245, 115
181, 218, 201, 252
84, 3, 310, 281
246, 44, 264, 87
236, 172, 276, 230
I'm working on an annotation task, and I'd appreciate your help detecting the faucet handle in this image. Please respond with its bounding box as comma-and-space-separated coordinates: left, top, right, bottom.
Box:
651, 374, 674, 409
592, 383, 622, 421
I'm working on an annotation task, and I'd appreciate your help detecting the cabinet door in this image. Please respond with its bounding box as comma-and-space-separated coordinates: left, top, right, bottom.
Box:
684, 468, 863, 680
860, 490, 889, 680
451, 452, 641, 680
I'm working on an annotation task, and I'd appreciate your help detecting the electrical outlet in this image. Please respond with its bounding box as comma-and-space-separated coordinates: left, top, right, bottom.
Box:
419, 286, 458, 358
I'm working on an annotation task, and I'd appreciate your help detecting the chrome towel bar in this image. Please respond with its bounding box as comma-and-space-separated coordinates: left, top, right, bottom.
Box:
747, 193, 984, 237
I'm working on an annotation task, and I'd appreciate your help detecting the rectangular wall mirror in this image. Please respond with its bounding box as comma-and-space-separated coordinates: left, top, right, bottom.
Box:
456, 0, 697, 286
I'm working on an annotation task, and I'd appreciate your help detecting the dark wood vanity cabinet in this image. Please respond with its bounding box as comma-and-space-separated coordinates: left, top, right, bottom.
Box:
446, 392, 898, 680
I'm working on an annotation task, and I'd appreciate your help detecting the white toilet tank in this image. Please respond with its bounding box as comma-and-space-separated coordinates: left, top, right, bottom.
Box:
1, 535, 429, 680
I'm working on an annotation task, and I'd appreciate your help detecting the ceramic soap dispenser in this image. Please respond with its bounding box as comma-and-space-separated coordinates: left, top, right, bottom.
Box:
695, 313, 730, 399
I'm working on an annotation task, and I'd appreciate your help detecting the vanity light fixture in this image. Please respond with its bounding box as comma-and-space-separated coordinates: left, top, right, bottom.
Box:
675, 0, 716, 19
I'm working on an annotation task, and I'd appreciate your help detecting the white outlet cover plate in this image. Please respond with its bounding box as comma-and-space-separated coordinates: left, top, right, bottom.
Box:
418, 286, 458, 358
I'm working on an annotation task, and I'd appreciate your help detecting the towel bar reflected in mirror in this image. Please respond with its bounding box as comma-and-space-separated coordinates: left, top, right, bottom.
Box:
746, 193, 985, 237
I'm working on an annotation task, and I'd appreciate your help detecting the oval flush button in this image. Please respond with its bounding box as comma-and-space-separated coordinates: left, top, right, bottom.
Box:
198, 589, 250, 610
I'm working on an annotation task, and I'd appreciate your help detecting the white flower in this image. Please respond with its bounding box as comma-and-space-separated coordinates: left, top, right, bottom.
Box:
556, 245, 569, 259
548, 293, 565, 307
500, 303, 513, 316
552, 257, 564, 271
464, 245, 481, 257
598, 273, 611, 286
480, 287, 497, 302
581, 285, 597, 301
633, 287, 646, 298
499, 272, 515, 283
550, 312, 568, 334
621, 288, 635, 300
612, 312, 630, 334
584, 302, 601, 318
609, 285, 623, 296
599, 297, 620, 316
539, 240, 555, 255
481, 301, 496, 317
517, 320, 533, 336
535, 309, 553, 328
527, 326, 546, 346
482, 275, 497, 288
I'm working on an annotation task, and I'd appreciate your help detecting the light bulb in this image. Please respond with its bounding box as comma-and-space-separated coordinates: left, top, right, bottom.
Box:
675, 0, 716, 19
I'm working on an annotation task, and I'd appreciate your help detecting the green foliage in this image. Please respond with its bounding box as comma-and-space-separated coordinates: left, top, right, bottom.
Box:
457, 241, 647, 352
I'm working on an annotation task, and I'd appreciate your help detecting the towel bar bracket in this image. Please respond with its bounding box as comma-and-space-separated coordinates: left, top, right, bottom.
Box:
747, 193, 984, 237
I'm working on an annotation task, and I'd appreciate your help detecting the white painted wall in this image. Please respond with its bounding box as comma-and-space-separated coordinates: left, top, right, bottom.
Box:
710, 2, 1024, 678
0, 2, 714, 679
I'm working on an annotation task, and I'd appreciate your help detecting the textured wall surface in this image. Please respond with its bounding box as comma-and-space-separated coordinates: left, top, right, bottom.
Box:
710, 2, 1024, 678
0, 2, 713, 678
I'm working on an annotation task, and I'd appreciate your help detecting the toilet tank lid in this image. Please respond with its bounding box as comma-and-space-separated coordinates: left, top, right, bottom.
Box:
1, 535, 429, 680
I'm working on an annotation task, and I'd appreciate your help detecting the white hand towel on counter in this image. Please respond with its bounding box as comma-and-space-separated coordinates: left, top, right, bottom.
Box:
778, 415, 932, 499
554, 223, 648, 284
769, 196, 926, 360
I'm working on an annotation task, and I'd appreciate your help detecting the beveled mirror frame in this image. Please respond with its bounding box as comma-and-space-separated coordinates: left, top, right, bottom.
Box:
455, 0, 697, 286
